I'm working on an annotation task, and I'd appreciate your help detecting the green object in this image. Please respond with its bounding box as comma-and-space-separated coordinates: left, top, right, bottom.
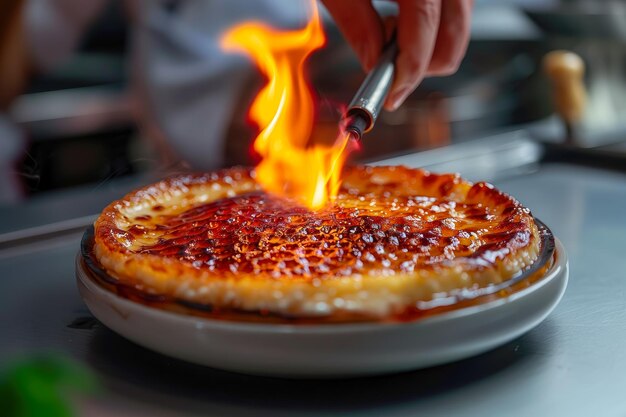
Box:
0, 356, 98, 417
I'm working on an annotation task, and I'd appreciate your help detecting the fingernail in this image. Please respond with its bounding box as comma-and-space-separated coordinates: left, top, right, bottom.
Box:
387, 87, 411, 111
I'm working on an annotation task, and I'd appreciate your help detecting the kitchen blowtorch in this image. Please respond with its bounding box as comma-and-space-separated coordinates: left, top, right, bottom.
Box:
344, 39, 398, 141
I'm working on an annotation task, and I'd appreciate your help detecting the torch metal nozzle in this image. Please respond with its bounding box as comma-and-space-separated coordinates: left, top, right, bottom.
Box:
344, 110, 370, 141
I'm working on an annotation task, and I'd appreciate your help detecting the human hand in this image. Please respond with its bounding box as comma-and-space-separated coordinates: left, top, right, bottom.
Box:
321, 0, 473, 111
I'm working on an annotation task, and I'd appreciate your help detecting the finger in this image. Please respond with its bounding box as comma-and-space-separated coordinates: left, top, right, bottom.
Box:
321, 0, 385, 71
382, 15, 397, 44
427, 0, 472, 76
386, 0, 442, 111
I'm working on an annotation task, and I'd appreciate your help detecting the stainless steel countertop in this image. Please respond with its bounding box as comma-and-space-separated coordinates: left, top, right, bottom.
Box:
1, 159, 625, 416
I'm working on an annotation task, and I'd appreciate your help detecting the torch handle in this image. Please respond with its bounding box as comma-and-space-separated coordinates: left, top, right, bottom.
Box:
345, 38, 398, 138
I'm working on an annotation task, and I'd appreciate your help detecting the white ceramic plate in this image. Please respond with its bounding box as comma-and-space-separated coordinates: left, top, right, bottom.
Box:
76, 239, 567, 378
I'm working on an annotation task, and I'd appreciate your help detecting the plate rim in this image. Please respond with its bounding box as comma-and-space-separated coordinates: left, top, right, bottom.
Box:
76, 238, 567, 335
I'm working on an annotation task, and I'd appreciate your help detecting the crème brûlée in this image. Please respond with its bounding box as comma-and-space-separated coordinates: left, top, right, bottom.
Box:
92, 166, 541, 320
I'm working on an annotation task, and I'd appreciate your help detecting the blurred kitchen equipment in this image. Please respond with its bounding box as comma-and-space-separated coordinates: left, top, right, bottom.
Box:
525, 2, 626, 40
540, 48, 626, 171
542, 50, 587, 144
526, 2, 626, 147
7, 1, 135, 195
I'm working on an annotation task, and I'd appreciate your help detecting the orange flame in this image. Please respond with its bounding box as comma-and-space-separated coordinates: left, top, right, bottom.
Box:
221, 1, 350, 210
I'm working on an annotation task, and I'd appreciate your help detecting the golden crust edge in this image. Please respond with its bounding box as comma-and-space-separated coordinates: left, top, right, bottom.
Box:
92, 166, 542, 318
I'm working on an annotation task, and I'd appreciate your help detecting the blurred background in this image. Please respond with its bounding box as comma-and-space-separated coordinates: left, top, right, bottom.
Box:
1, 0, 626, 216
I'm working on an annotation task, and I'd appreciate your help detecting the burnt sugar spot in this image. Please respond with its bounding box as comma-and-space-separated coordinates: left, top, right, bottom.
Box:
131, 185, 531, 280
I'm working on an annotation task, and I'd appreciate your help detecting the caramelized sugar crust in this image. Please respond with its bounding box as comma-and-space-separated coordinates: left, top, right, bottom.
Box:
94, 166, 540, 318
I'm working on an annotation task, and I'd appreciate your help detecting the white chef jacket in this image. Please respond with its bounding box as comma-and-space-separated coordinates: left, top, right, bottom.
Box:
23, 0, 313, 169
